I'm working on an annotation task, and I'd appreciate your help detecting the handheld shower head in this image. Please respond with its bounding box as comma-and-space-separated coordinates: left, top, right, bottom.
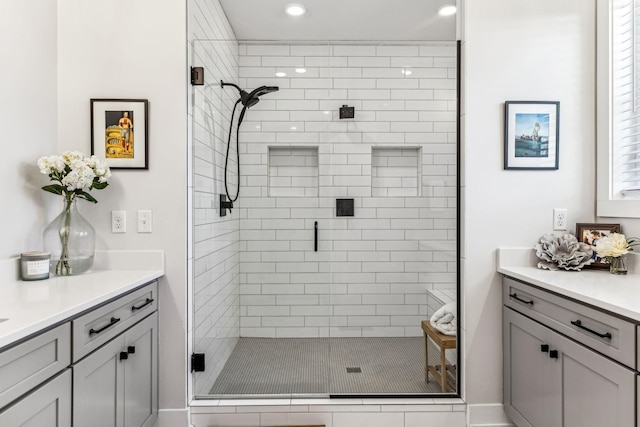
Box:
221, 81, 279, 108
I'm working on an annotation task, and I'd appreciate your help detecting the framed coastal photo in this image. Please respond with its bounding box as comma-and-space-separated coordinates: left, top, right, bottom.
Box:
575, 223, 621, 269
91, 99, 148, 169
504, 101, 559, 170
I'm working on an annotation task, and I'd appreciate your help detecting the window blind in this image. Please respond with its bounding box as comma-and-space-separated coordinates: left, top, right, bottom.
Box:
613, 0, 640, 198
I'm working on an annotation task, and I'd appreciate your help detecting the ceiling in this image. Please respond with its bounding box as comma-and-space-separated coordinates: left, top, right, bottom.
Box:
218, 0, 457, 42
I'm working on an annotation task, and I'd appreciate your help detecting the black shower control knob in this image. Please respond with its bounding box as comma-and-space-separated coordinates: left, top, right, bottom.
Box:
549, 350, 559, 359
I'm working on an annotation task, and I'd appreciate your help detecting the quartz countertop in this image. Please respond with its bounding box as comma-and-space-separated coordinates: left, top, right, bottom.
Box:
497, 248, 640, 322
0, 250, 164, 350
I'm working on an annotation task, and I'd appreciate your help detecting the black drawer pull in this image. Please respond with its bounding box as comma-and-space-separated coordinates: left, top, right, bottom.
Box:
570, 320, 612, 339
89, 317, 121, 335
131, 298, 154, 311
549, 349, 558, 359
509, 293, 534, 306
540, 344, 549, 352
127, 346, 136, 354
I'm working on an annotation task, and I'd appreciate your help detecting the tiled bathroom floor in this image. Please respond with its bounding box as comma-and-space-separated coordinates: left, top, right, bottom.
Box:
209, 337, 453, 395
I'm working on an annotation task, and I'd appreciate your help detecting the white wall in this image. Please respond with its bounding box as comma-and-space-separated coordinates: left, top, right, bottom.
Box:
463, 0, 596, 410
0, 0, 58, 258
56, 0, 188, 418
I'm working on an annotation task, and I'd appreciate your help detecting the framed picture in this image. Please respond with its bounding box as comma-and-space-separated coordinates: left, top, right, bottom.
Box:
504, 101, 559, 170
575, 223, 621, 269
91, 99, 148, 169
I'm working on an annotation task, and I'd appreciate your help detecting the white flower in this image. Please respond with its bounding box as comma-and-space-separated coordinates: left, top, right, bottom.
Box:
38, 151, 111, 203
596, 233, 632, 258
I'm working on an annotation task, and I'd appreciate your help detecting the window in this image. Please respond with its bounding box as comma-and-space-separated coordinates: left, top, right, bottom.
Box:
597, 0, 640, 217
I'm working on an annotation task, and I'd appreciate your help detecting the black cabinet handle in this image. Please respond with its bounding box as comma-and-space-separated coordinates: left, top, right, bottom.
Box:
119, 351, 128, 361
131, 298, 154, 311
570, 320, 612, 339
127, 346, 136, 354
549, 350, 558, 359
314, 221, 318, 252
89, 317, 121, 335
540, 344, 549, 352
509, 293, 534, 306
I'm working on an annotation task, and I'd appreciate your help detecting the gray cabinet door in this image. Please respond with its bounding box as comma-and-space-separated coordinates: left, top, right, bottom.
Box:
556, 325, 635, 427
503, 308, 561, 427
0, 369, 71, 427
123, 312, 158, 427
73, 333, 126, 427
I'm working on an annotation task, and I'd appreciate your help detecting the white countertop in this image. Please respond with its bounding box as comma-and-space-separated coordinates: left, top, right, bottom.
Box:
0, 250, 164, 350
497, 248, 640, 322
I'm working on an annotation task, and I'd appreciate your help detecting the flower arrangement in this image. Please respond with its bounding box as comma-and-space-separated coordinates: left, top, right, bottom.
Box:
535, 233, 594, 271
38, 151, 111, 275
38, 151, 111, 203
595, 233, 638, 274
595, 233, 638, 260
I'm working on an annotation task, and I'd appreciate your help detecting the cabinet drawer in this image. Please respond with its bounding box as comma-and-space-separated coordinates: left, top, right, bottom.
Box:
503, 276, 636, 368
0, 323, 71, 410
72, 281, 157, 361
0, 369, 71, 427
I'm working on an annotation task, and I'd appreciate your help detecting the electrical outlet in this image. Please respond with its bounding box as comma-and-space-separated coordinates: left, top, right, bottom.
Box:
553, 208, 567, 231
137, 210, 152, 233
112, 210, 126, 233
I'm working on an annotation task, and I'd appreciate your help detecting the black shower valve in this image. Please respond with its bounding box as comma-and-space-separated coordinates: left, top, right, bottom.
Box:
220, 194, 233, 217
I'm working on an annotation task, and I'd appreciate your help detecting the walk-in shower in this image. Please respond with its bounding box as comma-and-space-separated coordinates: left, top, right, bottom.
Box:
189, 0, 459, 400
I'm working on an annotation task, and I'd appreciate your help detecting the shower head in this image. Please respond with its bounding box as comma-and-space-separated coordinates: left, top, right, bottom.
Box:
221, 81, 279, 109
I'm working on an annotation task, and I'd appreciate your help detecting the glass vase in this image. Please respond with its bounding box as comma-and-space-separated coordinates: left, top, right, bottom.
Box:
609, 256, 628, 275
43, 198, 95, 275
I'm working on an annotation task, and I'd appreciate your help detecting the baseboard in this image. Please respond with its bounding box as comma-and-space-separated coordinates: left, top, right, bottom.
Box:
156, 408, 189, 427
467, 403, 515, 427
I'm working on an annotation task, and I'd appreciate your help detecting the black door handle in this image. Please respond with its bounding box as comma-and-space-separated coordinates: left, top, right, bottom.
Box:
89, 317, 121, 335
131, 298, 154, 311
509, 293, 534, 306
127, 346, 136, 354
119, 351, 128, 361
549, 350, 558, 359
570, 320, 612, 339
540, 344, 549, 352
314, 221, 318, 252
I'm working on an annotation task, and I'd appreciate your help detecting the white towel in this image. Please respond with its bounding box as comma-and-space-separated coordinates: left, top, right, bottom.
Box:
430, 302, 457, 336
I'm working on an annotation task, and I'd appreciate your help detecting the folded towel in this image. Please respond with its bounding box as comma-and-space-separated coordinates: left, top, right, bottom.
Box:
430, 302, 457, 336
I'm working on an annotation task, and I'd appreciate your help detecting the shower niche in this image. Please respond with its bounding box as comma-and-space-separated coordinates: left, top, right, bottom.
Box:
371, 147, 421, 197
268, 146, 319, 197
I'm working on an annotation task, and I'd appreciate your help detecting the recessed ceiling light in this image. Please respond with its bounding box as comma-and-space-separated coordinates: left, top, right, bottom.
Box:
286, 4, 306, 16
295, 68, 307, 74
438, 5, 457, 16
275, 72, 287, 77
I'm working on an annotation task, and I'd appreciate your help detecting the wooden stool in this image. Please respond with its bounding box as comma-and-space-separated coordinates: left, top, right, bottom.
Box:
421, 320, 457, 392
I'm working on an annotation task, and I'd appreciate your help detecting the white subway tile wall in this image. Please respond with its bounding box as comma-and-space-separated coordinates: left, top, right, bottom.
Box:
190, 0, 241, 395
237, 43, 457, 338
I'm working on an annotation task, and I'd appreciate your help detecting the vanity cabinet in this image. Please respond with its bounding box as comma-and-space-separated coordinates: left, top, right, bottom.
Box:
73, 312, 157, 427
0, 279, 158, 427
503, 276, 636, 427
73, 281, 158, 427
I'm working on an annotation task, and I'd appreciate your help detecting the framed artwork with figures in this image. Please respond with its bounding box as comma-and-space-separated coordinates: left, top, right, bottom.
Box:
91, 99, 148, 169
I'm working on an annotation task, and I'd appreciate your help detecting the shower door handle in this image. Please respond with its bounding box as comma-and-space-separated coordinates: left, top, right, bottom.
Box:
314, 221, 318, 252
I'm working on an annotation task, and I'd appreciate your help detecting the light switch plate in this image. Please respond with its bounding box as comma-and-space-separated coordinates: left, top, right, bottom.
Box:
137, 210, 152, 233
